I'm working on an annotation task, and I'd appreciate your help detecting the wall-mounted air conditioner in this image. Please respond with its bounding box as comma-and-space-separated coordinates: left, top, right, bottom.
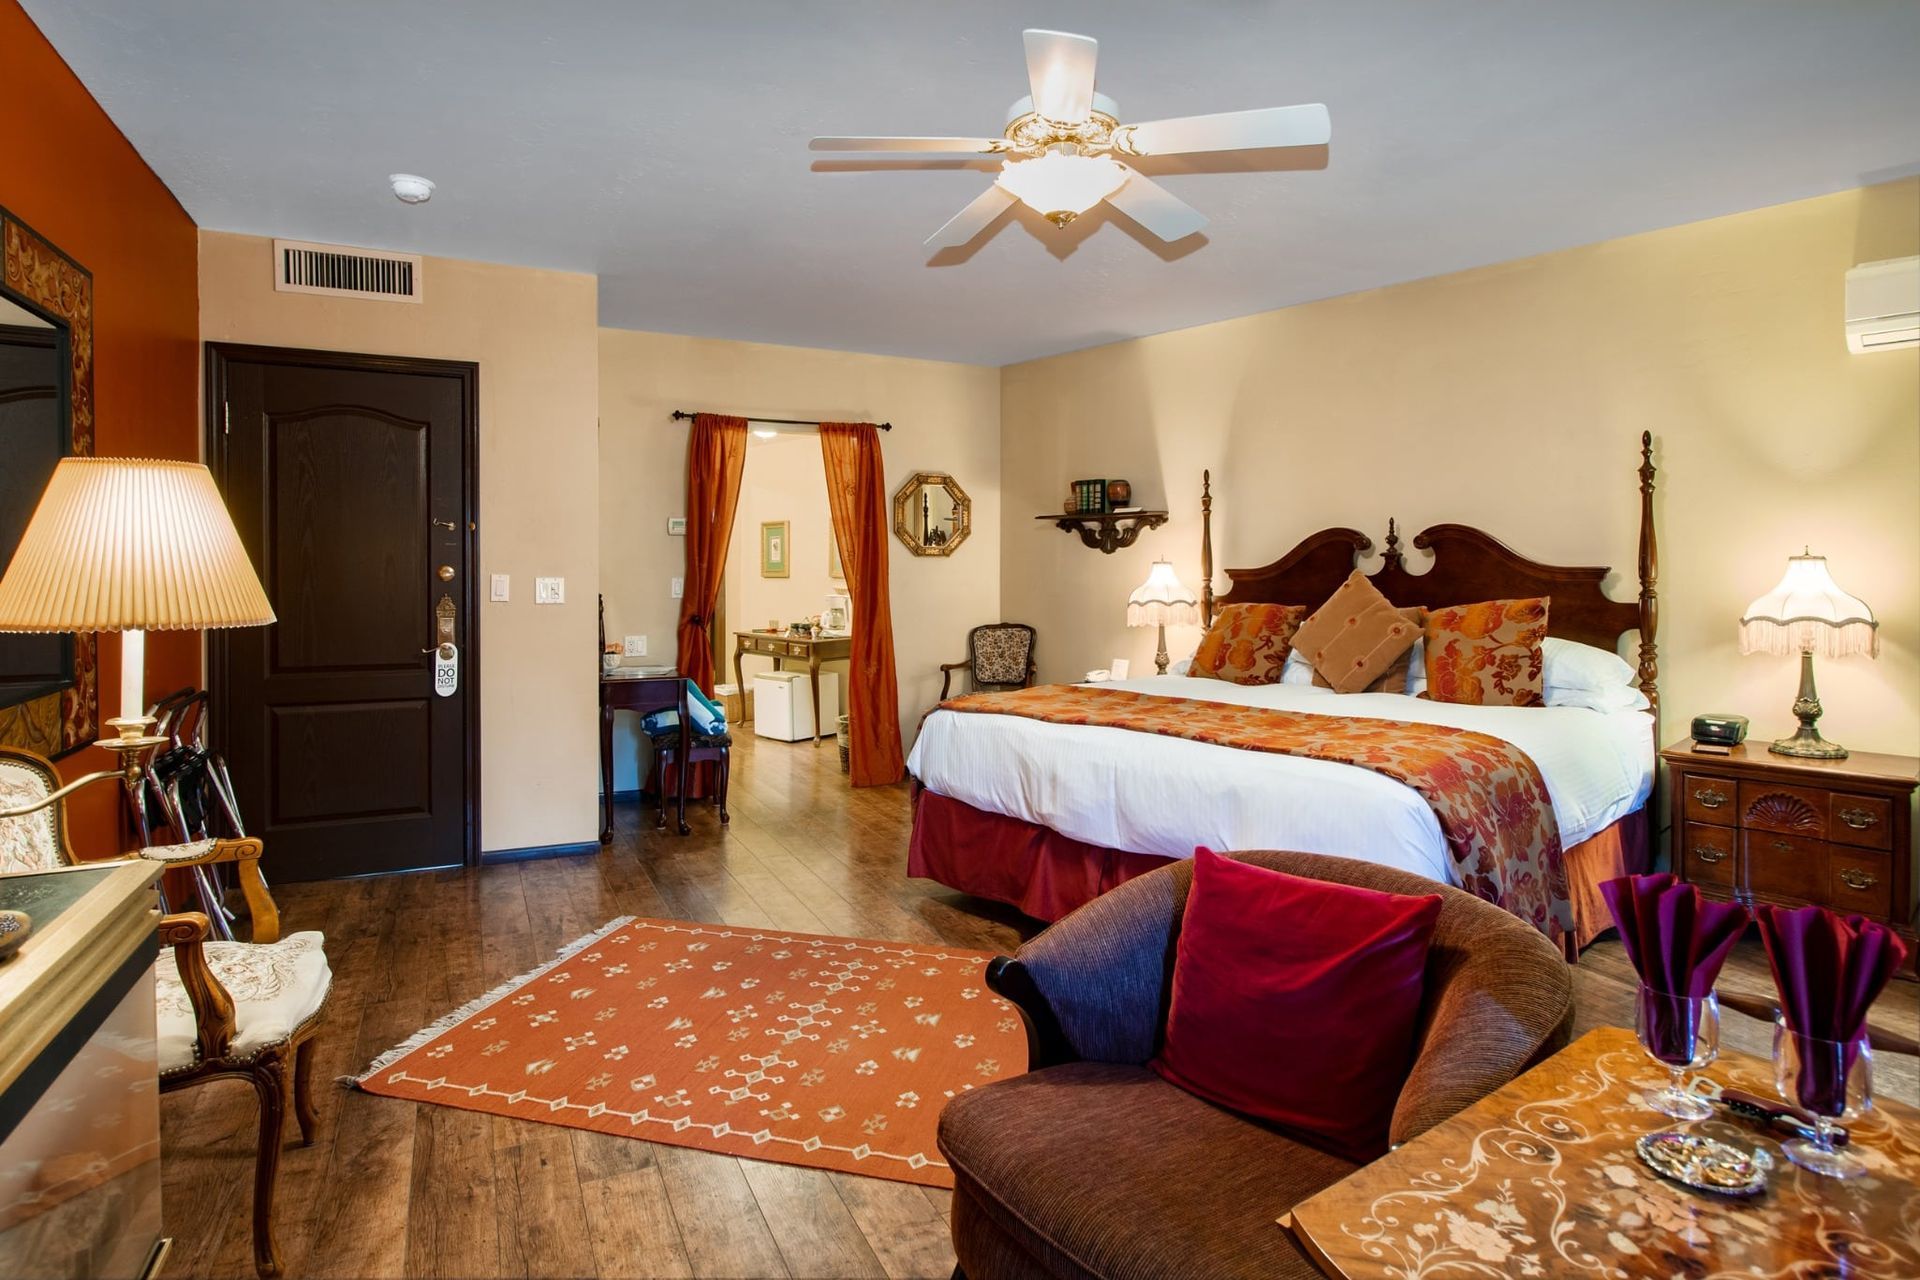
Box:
1844, 257, 1918, 353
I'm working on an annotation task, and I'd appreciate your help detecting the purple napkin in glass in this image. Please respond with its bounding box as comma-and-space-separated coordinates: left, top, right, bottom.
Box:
1756, 903, 1911, 1116
1600, 873, 1749, 1064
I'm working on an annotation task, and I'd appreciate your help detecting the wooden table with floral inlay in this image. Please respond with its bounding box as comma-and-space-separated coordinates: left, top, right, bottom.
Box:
1285, 1026, 1920, 1279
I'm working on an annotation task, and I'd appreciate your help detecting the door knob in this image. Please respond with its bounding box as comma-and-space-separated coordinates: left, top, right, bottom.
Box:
438, 564, 455, 581
431, 518, 457, 531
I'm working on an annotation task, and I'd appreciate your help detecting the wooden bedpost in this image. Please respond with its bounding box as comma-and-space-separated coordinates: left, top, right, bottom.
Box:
1200, 469, 1215, 626
1636, 431, 1659, 717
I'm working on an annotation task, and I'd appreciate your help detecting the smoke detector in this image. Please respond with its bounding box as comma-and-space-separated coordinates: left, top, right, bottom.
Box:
389, 174, 435, 204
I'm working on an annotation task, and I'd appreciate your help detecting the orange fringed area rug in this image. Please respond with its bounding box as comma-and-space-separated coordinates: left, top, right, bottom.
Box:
355, 917, 1027, 1188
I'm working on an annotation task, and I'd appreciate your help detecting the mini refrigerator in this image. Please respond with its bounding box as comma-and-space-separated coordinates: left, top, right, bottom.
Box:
752, 670, 839, 742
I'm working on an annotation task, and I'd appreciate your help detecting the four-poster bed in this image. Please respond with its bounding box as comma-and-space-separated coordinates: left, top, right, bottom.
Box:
907, 434, 1660, 950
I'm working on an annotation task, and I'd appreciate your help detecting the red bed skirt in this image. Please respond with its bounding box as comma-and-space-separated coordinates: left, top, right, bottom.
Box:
907, 786, 1648, 949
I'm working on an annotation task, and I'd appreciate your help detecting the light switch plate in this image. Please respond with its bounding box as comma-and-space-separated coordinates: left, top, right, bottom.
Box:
535, 576, 565, 605
667, 517, 687, 536
489, 573, 510, 602
623, 634, 647, 657
670, 576, 684, 599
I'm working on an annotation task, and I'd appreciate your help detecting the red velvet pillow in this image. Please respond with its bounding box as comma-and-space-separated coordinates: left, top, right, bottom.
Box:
1151, 848, 1442, 1161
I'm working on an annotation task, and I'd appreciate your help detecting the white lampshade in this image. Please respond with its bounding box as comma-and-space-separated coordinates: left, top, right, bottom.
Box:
1738, 553, 1878, 660
1127, 560, 1200, 629
0, 457, 275, 632
996, 151, 1129, 227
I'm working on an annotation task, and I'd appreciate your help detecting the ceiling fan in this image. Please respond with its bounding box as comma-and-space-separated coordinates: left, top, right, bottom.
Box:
810, 29, 1330, 249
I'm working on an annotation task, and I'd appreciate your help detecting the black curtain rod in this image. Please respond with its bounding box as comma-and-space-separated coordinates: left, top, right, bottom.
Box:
671, 409, 892, 432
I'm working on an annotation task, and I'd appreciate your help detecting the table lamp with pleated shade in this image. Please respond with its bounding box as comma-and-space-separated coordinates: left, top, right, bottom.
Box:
0, 457, 275, 760
1738, 550, 1877, 759
1128, 559, 1201, 675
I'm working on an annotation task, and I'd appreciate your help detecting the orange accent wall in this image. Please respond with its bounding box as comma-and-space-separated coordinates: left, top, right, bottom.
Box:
3, 0, 201, 855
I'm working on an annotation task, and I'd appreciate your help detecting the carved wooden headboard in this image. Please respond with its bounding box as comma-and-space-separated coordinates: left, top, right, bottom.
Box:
1200, 432, 1659, 712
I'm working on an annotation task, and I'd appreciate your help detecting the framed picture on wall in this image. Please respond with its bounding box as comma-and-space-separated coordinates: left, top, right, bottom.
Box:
828, 529, 844, 580
761, 520, 790, 578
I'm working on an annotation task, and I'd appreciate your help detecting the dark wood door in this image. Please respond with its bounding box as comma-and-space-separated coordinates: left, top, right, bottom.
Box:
209, 346, 477, 879
0, 324, 71, 706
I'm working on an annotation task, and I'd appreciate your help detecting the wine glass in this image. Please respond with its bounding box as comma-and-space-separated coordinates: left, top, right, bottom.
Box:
1773, 1017, 1873, 1178
1635, 985, 1719, 1121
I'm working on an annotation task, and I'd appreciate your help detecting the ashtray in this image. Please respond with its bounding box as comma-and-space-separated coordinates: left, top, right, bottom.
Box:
1635, 1131, 1771, 1197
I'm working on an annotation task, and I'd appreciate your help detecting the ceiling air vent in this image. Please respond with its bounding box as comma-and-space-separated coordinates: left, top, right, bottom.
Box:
273, 239, 423, 302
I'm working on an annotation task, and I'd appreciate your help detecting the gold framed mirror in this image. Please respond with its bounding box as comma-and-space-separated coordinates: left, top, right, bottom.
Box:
892, 472, 970, 557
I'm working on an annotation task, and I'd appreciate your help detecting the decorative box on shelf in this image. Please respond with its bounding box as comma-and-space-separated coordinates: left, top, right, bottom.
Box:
1660, 738, 1919, 946
1038, 509, 1170, 554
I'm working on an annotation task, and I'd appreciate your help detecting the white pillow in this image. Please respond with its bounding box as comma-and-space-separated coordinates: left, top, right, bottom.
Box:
1546, 683, 1651, 713
1542, 636, 1636, 691
1280, 649, 1315, 685
1170, 656, 1194, 676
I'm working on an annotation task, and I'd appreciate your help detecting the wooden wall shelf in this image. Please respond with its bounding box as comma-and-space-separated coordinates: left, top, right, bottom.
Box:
1038, 510, 1169, 554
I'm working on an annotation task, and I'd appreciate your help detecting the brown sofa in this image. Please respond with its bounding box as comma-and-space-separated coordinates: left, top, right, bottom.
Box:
938, 851, 1576, 1280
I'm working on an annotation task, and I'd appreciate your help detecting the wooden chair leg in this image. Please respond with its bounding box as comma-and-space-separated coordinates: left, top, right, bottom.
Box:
655, 750, 672, 831
249, 1056, 288, 1278
293, 1037, 320, 1147
716, 751, 731, 825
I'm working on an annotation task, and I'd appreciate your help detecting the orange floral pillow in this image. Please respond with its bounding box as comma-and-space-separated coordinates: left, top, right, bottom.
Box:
1191, 604, 1307, 685
1422, 597, 1551, 706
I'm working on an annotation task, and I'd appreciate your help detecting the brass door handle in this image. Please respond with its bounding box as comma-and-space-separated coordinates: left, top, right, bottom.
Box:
1838, 807, 1878, 830
1692, 788, 1727, 809
1693, 847, 1727, 864
1772, 839, 1792, 852
431, 518, 457, 531
1839, 868, 1877, 891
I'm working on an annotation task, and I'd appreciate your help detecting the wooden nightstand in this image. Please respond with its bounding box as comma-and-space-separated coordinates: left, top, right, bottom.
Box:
1661, 738, 1919, 942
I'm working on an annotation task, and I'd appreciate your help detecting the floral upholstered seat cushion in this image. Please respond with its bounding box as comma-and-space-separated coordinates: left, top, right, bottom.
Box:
1190, 604, 1308, 685
1422, 597, 1551, 707
0, 761, 62, 875
154, 931, 332, 1071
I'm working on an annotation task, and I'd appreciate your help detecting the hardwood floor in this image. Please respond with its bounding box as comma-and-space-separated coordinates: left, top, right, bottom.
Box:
159, 732, 1917, 1279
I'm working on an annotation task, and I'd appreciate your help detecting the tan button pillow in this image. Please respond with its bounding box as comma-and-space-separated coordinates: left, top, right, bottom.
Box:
1312, 607, 1427, 693
1293, 573, 1422, 694
1190, 603, 1307, 685
1421, 597, 1550, 706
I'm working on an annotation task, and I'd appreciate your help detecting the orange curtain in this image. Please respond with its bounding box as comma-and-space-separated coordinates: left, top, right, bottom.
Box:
820, 424, 906, 786
676, 414, 747, 694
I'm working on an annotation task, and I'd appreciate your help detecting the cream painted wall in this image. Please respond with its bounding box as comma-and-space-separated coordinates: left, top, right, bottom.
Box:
598, 328, 1000, 792
198, 230, 601, 853
1001, 181, 1920, 759
724, 432, 849, 713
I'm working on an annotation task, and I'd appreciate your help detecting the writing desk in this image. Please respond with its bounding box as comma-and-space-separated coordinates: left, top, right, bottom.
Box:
731, 630, 851, 745
599, 670, 683, 843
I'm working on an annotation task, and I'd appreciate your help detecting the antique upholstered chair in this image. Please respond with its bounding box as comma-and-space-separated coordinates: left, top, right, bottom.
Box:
642, 679, 733, 836
939, 623, 1039, 700
0, 746, 330, 1279
938, 851, 1575, 1280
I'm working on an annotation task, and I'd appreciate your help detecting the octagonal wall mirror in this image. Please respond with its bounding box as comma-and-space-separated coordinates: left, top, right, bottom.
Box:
892, 472, 970, 557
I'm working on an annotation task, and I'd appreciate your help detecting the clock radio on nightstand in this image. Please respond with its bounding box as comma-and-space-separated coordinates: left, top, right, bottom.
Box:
1690, 714, 1749, 748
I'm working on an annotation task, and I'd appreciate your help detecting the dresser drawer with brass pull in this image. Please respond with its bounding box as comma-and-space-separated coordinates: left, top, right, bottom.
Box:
1828, 856, 1892, 917
1742, 831, 1826, 903
1680, 775, 1736, 825
1828, 793, 1892, 851
1681, 823, 1734, 887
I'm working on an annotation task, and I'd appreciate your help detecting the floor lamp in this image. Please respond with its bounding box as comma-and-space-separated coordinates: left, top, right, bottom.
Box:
0, 457, 276, 819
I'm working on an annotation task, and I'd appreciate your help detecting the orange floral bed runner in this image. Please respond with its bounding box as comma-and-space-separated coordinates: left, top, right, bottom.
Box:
940, 685, 1574, 948
357, 918, 1026, 1188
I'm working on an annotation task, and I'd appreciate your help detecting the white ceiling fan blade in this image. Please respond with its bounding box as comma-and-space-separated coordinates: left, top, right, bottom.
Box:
1105, 168, 1207, 242
924, 183, 1019, 250
1023, 29, 1098, 122
811, 136, 1006, 154
1119, 103, 1330, 156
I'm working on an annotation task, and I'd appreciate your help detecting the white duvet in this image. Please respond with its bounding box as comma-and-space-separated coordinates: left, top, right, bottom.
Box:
907, 677, 1655, 887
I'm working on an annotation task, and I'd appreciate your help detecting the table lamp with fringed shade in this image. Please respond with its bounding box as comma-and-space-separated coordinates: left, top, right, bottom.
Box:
1738, 551, 1878, 760
1128, 559, 1201, 675
0, 457, 275, 814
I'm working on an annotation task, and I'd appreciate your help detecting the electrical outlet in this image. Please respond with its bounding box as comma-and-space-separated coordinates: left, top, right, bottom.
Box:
535, 576, 565, 605
489, 573, 510, 602
623, 634, 647, 657
670, 576, 684, 599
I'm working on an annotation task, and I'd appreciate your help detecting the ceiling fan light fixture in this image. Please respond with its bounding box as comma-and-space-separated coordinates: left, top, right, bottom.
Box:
994, 150, 1128, 228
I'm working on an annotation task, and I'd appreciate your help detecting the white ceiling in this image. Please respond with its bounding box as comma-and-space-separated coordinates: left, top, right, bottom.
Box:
24, 1, 1920, 365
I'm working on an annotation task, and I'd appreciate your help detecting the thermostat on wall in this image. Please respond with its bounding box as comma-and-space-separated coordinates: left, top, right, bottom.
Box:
667, 517, 687, 536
